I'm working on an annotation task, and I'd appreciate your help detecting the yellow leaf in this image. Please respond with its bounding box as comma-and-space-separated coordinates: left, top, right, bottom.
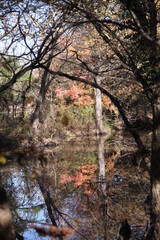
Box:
61, 115, 69, 126
31, 171, 36, 179
0, 155, 7, 165
26, 96, 34, 104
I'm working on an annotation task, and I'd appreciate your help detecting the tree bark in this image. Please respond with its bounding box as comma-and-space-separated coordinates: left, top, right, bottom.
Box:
151, 82, 160, 240
31, 71, 48, 125
31, 55, 53, 125
95, 75, 105, 135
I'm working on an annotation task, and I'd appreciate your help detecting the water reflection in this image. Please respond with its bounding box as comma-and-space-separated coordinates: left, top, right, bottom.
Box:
0, 136, 150, 239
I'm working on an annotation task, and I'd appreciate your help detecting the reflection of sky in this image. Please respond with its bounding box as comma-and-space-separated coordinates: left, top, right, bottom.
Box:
6, 170, 51, 239
61, 192, 94, 238
23, 227, 50, 240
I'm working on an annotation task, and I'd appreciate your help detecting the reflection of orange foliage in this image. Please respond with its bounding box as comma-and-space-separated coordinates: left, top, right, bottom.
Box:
83, 184, 94, 196
59, 174, 75, 184
78, 164, 97, 174
60, 164, 97, 196
74, 172, 89, 186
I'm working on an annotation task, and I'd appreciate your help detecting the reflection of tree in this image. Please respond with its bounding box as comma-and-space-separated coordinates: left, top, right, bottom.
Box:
0, 143, 151, 239
98, 135, 107, 195
36, 167, 88, 240
1, 151, 88, 239
1, 165, 47, 238
97, 135, 108, 240
36, 183, 63, 240
96, 136, 151, 239
36, 172, 59, 226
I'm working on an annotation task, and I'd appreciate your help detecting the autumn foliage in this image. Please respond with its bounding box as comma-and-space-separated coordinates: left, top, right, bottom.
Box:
55, 83, 94, 107
31, 224, 74, 239
60, 164, 97, 196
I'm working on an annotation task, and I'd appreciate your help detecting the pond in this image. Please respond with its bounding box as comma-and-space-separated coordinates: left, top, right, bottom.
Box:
0, 134, 150, 239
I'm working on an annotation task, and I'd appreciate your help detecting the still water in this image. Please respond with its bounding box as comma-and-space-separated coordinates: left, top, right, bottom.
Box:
0, 135, 150, 239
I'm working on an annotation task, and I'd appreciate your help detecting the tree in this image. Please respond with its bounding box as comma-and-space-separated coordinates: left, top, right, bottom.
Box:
0, 0, 71, 127
30, 50, 55, 126
70, 1, 160, 238
0, 1, 160, 238
0, 56, 34, 123
42, 1, 160, 238
0, 0, 143, 147
53, 26, 108, 135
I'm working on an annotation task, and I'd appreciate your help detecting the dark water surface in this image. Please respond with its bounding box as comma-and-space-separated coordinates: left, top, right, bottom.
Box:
0, 135, 150, 239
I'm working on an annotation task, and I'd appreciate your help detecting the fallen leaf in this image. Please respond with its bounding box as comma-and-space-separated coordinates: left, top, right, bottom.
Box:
0, 155, 7, 165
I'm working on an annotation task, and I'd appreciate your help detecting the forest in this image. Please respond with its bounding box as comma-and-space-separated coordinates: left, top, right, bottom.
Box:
0, 0, 160, 239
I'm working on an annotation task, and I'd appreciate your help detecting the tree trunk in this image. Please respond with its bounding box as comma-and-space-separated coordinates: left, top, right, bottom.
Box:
31, 75, 47, 125
95, 76, 106, 135
31, 52, 54, 125
151, 82, 160, 240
